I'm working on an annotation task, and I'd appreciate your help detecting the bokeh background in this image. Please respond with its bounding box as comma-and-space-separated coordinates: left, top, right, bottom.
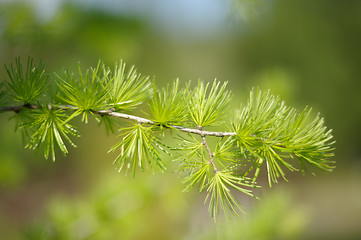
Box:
1, 0, 361, 239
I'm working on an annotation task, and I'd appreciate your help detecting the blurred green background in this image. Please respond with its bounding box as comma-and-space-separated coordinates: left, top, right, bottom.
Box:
0, 0, 361, 239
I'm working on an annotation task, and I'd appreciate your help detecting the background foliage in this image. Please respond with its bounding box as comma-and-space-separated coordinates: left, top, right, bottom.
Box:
0, 0, 360, 239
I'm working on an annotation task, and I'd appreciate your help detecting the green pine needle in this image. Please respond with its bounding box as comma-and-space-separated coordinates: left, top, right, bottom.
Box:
109, 123, 167, 176
55, 61, 110, 123
206, 170, 257, 220
232, 89, 335, 185
25, 106, 79, 161
173, 134, 205, 175
148, 79, 188, 126
182, 162, 210, 192
214, 137, 242, 165
188, 79, 232, 127
5, 57, 48, 104
98, 115, 118, 135
10, 109, 36, 145
106, 60, 151, 111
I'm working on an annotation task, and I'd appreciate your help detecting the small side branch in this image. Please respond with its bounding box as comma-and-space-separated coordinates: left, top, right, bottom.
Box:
199, 126, 219, 173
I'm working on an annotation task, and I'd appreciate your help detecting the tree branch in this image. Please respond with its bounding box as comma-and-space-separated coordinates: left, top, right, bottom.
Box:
92, 109, 155, 125
0, 104, 237, 137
